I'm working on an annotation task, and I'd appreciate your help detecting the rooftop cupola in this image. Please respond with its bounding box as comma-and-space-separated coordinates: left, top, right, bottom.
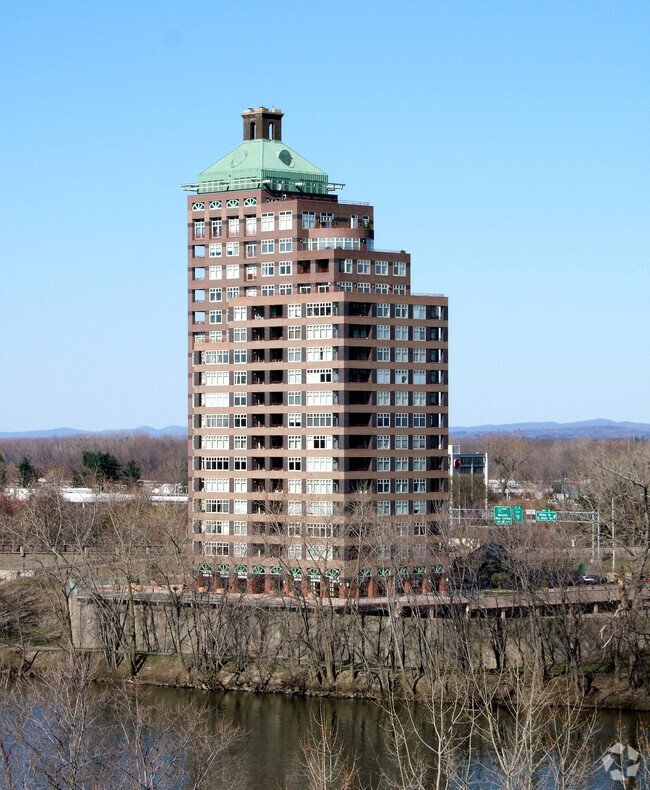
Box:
242, 107, 284, 141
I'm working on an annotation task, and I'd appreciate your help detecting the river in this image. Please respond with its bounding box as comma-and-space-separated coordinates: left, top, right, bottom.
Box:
146, 686, 650, 789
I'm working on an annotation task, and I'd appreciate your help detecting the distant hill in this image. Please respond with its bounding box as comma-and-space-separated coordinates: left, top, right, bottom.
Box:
0, 426, 187, 440
450, 419, 650, 440
2, 419, 649, 441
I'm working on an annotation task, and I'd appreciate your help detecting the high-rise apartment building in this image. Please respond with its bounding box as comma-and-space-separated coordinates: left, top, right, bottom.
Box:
185, 108, 448, 594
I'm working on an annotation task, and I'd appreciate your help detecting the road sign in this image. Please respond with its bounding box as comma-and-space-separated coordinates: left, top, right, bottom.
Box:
494, 506, 513, 525
536, 509, 558, 522
513, 506, 523, 523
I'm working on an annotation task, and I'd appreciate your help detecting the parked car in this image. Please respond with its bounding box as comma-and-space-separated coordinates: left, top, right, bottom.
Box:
578, 574, 607, 585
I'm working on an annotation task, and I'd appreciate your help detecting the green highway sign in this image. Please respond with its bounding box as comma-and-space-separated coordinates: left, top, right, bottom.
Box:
513, 506, 523, 523
536, 509, 558, 522
494, 506, 513, 525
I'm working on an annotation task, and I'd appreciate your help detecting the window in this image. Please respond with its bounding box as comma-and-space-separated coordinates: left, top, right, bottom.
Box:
233, 521, 247, 535
337, 281, 353, 292
203, 371, 228, 386
233, 542, 247, 556
340, 259, 353, 273
376, 325, 390, 340
279, 283, 293, 295
376, 347, 390, 362
279, 238, 292, 253
246, 216, 257, 235
413, 371, 426, 385
377, 457, 390, 472
357, 282, 370, 293
288, 370, 301, 385
412, 304, 426, 319
375, 283, 389, 294
306, 457, 334, 472
211, 219, 222, 237
261, 262, 274, 277
307, 434, 334, 449
375, 261, 388, 276
288, 348, 302, 362
413, 500, 427, 515
194, 221, 205, 239
320, 212, 333, 227
233, 456, 247, 470
306, 480, 334, 495
395, 391, 408, 406
376, 391, 390, 406
377, 435, 390, 449
209, 243, 222, 258
306, 391, 333, 405
202, 520, 228, 534
246, 242, 257, 258
413, 392, 426, 406
228, 218, 240, 237
377, 501, 391, 516
306, 368, 333, 383
413, 348, 426, 363
279, 210, 292, 230
288, 479, 302, 493
233, 306, 247, 321
413, 479, 426, 493
413, 435, 426, 449
395, 413, 408, 427
376, 369, 390, 384
233, 328, 247, 342
288, 544, 303, 559
393, 261, 407, 277
306, 324, 333, 339
233, 435, 247, 449
288, 326, 302, 340
413, 457, 426, 471
261, 239, 274, 254
208, 268, 223, 284
306, 346, 333, 361
233, 350, 247, 364
201, 350, 228, 365
234, 370, 247, 385
288, 303, 301, 318
356, 260, 370, 274
306, 413, 333, 427
205, 499, 229, 513
226, 264, 240, 279
394, 479, 408, 494
395, 457, 408, 471
261, 285, 275, 296
395, 304, 408, 319
288, 413, 302, 427
233, 392, 247, 406
261, 212, 274, 231
377, 479, 390, 494
301, 210, 316, 230
376, 303, 390, 317
279, 260, 292, 276
288, 391, 302, 406
288, 457, 302, 471
395, 348, 408, 363
204, 478, 229, 492
395, 435, 408, 449
393, 284, 407, 295
203, 435, 229, 449
226, 199, 239, 208
413, 326, 426, 341
377, 413, 390, 427
395, 501, 409, 516
226, 243, 239, 257
306, 302, 333, 317
234, 414, 247, 428
205, 542, 229, 556
233, 500, 247, 514
203, 392, 228, 407
288, 435, 302, 449
395, 369, 408, 384
202, 457, 229, 470
208, 331, 222, 342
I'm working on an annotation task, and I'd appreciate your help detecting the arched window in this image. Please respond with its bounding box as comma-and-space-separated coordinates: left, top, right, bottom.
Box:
267, 122, 274, 139
250, 122, 256, 140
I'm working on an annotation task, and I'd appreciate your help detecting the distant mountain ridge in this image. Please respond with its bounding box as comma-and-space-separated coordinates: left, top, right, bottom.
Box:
451, 419, 650, 440
0, 426, 187, 440
1, 420, 649, 441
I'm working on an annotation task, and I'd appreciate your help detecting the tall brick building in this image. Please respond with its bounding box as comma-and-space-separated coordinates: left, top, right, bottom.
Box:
185, 108, 448, 594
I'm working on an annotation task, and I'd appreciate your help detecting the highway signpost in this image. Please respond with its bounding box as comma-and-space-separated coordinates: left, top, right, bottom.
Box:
513, 506, 523, 523
494, 506, 513, 525
536, 509, 558, 522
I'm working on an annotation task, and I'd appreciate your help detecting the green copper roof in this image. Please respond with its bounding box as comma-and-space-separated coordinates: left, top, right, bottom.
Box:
195, 139, 329, 195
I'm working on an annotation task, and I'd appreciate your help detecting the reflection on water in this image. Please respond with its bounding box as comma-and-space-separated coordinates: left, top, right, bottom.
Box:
148, 686, 650, 789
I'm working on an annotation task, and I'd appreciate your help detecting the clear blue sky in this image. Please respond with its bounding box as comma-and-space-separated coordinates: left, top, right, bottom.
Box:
1, 0, 649, 432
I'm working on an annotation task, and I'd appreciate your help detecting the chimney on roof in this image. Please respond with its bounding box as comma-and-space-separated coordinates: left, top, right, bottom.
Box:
242, 106, 283, 142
